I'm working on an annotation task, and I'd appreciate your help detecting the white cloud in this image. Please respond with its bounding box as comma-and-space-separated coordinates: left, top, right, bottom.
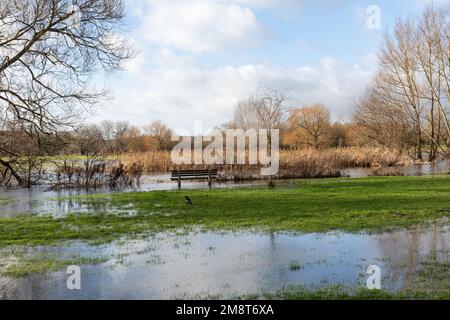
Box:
93, 1, 378, 129
95, 49, 377, 129
136, 0, 267, 53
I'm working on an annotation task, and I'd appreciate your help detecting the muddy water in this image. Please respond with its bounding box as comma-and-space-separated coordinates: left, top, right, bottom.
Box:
0, 224, 448, 299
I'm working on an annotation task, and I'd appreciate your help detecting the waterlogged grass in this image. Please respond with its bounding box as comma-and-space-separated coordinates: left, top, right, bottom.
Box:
0, 250, 107, 277
244, 253, 450, 300
0, 196, 12, 205
1, 175, 450, 246
288, 262, 303, 271
243, 284, 450, 300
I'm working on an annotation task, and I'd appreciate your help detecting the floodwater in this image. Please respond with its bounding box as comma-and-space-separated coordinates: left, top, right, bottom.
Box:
343, 159, 450, 178
1, 160, 450, 218
0, 175, 264, 218
0, 225, 448, 299
0, 161, 449, 299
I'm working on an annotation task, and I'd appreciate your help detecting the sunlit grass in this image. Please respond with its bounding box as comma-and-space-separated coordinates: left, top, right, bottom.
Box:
1, 175, 450, 246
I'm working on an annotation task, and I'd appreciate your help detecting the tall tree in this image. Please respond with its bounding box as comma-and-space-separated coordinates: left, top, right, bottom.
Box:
360, 4, 449, 160
0, 0, 133, 185
288, 103, 330, 150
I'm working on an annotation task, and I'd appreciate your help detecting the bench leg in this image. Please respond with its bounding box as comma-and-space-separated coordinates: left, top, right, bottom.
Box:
178, 171, 181, 188
208, 170, 212, 188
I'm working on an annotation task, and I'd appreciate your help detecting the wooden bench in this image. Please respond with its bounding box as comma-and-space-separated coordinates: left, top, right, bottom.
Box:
171, 169, 218, 188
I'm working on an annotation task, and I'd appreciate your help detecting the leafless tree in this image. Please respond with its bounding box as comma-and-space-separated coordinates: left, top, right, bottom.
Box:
99, 120, 130, 154
0, 0, 132, 132
143, 120, 173, 151
288, 103, 330, 150
0, 0, 133, 185
361, 4, 449, 160
229, 88, 290, 133
413, 5, 450, 160
353, 89, 414, 151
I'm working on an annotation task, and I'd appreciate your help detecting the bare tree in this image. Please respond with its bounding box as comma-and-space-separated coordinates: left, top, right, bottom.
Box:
288, 103, 330, 150
413, 5, 450, 160
0, 0, 132, 132
99, 120, 130, 154
229, 88, 290, 133
75, 124, 104, 156
0, 0, 133, 185
143, 120, 173, 151
377, 18, 425, 160
353, 89, 414, 151
362, 4, 450, 160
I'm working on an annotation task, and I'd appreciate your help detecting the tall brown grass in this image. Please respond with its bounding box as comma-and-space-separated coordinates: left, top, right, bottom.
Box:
52, 159, 144, 189
117, 147, 410, 180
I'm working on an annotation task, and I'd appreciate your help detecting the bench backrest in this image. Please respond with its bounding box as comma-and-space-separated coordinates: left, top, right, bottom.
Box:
171, 169, 218, 178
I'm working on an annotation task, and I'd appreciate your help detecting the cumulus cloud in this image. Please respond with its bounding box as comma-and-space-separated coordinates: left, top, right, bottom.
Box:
95, 49, 377, 129
91, 0, 380, 129
133, 0, 268, 53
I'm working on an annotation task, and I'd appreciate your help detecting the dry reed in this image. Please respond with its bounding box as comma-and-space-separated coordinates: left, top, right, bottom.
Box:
117, 147, 410, 180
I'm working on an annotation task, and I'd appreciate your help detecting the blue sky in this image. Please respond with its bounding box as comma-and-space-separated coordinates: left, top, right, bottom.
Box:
93, 0, 446, 130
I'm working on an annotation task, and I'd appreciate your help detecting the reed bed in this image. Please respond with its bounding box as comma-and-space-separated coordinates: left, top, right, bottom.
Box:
117, 147, 410, 180
51, 159, 144, 190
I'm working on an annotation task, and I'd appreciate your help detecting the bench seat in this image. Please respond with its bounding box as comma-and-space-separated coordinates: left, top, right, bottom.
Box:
170, 169, 218, 187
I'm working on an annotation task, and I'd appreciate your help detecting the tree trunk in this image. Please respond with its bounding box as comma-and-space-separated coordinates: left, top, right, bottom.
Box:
415, 123, 423, 162
428, 94, 437, 162
0, 159, 25, 187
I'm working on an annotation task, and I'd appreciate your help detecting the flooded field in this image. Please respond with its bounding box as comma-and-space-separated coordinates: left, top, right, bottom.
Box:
0, 224, 448, 299
1, 162, 450, 300
0, 178, 265, 218
1, 160, 450, 218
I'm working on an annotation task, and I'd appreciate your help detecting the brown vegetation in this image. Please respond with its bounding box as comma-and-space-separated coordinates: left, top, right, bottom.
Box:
52, 159, 143, 190
118, 147, 409, 180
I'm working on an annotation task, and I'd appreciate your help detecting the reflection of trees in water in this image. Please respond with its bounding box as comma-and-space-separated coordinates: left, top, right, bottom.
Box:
376, 224, 449, 291
51, 192, 124, 216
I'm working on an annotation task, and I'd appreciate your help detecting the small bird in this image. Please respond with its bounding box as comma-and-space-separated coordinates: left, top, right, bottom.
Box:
184, 196, 193, 205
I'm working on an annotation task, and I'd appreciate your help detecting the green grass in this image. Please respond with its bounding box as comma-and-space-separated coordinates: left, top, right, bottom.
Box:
1, 175, 450, 246
0, 250, 107, 277
288, 262, 303, 271
0, 196, 12, 205
242, 284, 450, 300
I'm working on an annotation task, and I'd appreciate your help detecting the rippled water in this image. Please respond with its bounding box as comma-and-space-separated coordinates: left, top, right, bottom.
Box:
0, 225, 448, 299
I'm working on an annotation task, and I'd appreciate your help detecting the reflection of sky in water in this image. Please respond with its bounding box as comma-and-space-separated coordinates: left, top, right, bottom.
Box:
1, 160, 450, 218
0, 175, 269, 218
343, 160, 450, 178
1, 225, 448, 299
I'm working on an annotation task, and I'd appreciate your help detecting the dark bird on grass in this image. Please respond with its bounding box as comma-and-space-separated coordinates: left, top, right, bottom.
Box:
184, 196, 193, 205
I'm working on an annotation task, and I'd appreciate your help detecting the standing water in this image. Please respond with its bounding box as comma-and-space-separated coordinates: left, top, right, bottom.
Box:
0, 224, 449, 299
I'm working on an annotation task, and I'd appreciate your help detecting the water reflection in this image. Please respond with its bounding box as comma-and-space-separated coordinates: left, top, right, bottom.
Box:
0, 175, 270, 217
343, 159, 450, 178
0, 224, 448, 299
2, 160, 450, 218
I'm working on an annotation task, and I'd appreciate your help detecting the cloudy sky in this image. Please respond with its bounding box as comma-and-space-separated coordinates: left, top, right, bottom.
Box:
92, 0, 444, 130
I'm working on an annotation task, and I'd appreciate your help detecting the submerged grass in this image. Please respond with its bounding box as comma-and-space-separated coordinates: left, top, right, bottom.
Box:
242, 284, 450, 300
0, 250, 107, 277
0, 196, 12, 205
1, 175, 450, 246
250, 257, 450, 300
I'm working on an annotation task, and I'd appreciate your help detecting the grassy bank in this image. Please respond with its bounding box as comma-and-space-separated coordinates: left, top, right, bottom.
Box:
1, 175, 450, 246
